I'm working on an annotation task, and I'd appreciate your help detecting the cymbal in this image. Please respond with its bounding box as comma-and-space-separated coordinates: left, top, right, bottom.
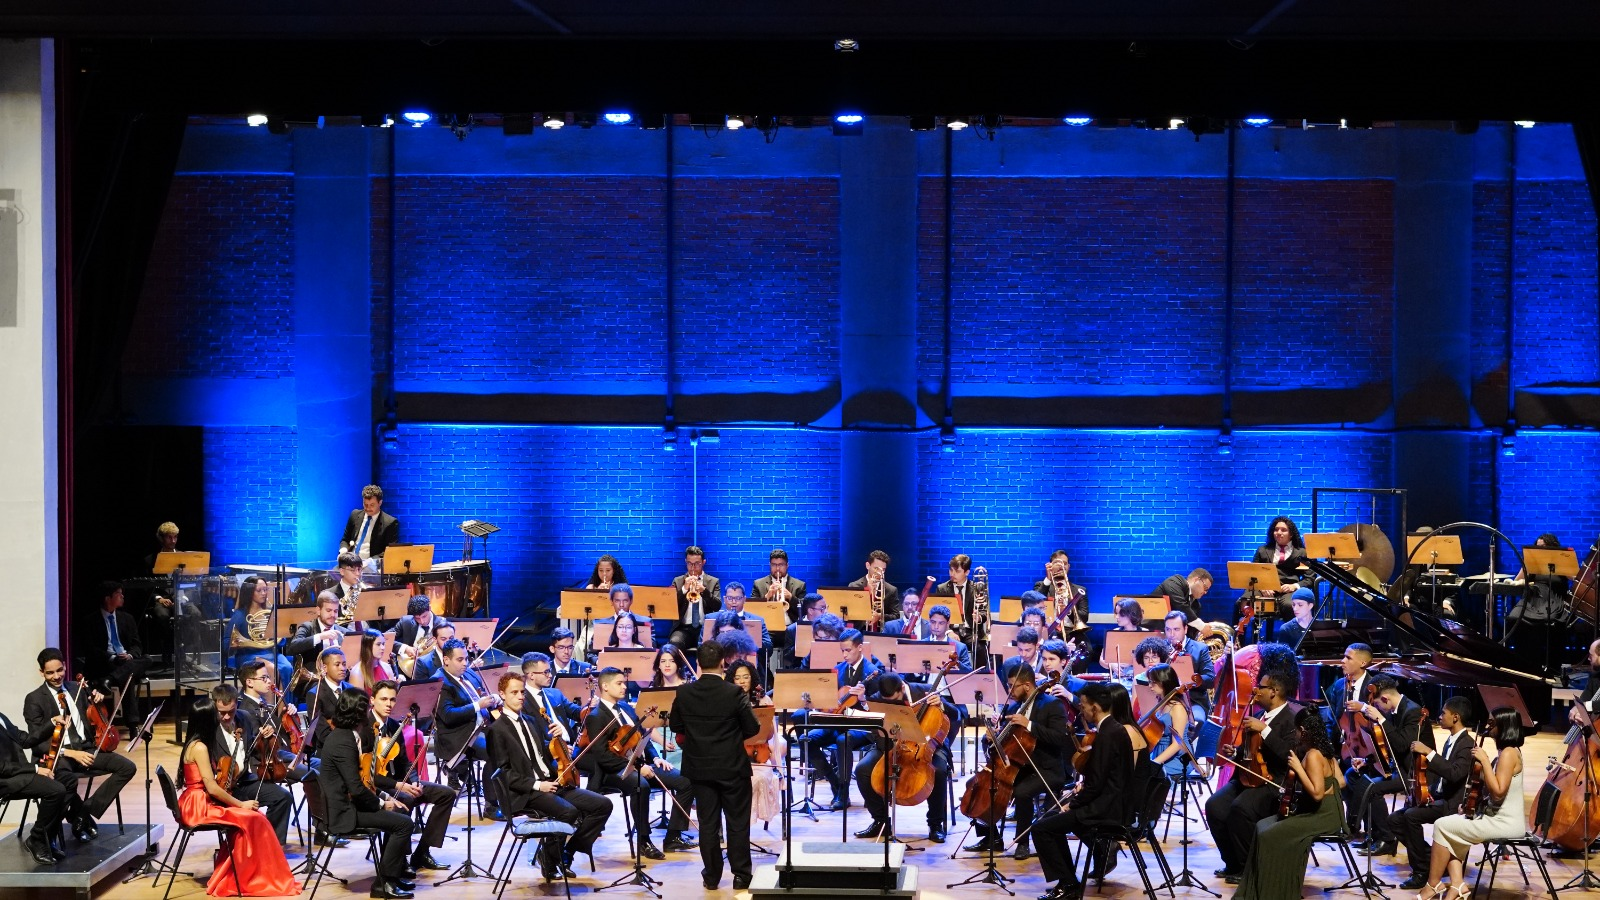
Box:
1339, 522, 1395, 585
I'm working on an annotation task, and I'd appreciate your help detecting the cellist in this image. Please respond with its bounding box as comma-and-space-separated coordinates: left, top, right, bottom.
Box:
487, 672, 610, 881
964, 663, 1070, 861
1204, 668, 1302, 885
794, 627, 882, 811
850, 673, 954, 843
366, 680, 462, 874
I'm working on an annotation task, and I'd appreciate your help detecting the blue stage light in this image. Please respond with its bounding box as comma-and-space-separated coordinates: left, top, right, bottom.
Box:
835, 113, 865, 125
1062, 116, 1093, 126
603, 112, 634, 125
1243, 117, 1273, 127
401, 111, 431, 126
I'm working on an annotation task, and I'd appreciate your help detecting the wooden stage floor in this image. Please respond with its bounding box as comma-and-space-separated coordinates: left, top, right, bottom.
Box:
1, 727, 1593, 899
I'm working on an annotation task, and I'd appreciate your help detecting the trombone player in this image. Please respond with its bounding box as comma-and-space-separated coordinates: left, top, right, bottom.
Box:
847, 550, 900, 626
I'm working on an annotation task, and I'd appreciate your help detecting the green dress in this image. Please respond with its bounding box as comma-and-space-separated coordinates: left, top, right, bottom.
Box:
1235, 774, 1342, 900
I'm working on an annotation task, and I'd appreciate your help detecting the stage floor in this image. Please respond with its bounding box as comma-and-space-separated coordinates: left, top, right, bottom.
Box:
1, 728, 1593, 899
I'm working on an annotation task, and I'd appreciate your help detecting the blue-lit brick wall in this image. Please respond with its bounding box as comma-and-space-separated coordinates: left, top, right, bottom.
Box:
1511, 181, 1600, 386
391, 176, 669, 390
1232, 181, 1394, 389
917, 177, 1227, 390
127, 175, 295, 377
916, 430, 1393, 621
1471, 183, 1511, 390
673, 179, 841, 392
1498, 432, 1600, 571
202, 426, 299, 562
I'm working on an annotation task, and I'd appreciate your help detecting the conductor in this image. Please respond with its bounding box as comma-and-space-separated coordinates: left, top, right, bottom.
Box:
669, 641, 761, 890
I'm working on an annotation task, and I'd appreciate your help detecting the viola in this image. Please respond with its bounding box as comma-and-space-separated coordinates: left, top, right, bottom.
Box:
1410, 709, 1434, 806
82, 673, 128, 754
1230, 722, 1273, 789
1336, 681, 1378, 763
1071, 726, 1097, 773
959, 674, 1057, 826
1279, 765, 1299, 817
548, 726, 581, 788
1365, 684, 1398, 779
1211, 607, 1256, 783
1138, 673, 1203, 748
607, 705, 659, 765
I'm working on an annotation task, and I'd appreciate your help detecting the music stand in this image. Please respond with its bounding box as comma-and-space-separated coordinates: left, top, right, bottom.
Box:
807, 639, 853, 672
986, 623, 1020, 664
395, 679, 445, 722
275, 604, 324, 629
553, 675, 592, 707
458, 519, 499, 562
1113, 595, 1171, 624
452, 618, 498, 650
354, 588, 411, 624
558, 590, 609, 621
876, 703, 930, 849
123, 703, 173, 883
750, 600, 790, 633
1525, 546, 1580, 578
474, 663, 519, 693
635, 688, 679, 728
774, 670, 839, 819
1305, 533, 1362, 560
1406, 533, 1465, 568
1475, 684, 1535, 730
793, 623, 816, 660
595, 649, 659, 685
339, 634, 367, 687
1103, 631, 1147, 679
886, 641, 957, 679
996, 596, 1027, 624
382, 544, 435, 576
153, 551, 211, 575
630, 586, 679, 623
818, 587, 870, 624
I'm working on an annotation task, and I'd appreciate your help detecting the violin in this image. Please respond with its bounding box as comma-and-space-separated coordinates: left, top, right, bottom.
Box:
1071, 726, 1097, 772
607, 704, 659, 766
547, 723, 581, 788
40, 689, 68, 771
361, 713, 414, 791
83, 673, 129, 754
1279, 765, 1299, 817
1211, 606, 1256, 783
1409, 708, 1433, 806
575, 679, 601, 750
1364, 684, 1397, 779
1138, 673, 1203, 748
215, 727, 244, 791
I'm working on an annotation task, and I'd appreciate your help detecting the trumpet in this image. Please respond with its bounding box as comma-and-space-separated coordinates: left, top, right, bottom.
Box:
684, 574, 705, 603
769, 577, 788, 605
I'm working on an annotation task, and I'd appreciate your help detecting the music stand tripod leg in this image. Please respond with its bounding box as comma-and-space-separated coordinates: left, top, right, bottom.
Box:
596, 777, 662, 897
1159, 770, 1218, 896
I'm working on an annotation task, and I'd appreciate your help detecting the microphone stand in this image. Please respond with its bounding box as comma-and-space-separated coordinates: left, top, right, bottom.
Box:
123, 704, 175, 883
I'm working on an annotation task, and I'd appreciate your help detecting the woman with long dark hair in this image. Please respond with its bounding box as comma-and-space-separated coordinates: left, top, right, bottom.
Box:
1234, 710, 1346, 899
1420, 708, 1525, 898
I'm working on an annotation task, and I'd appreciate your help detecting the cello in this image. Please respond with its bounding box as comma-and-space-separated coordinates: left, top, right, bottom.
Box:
1531, 704, 1600, 850
959, 674, 1057, 826
1572, 533, 1600, 627
870, 653, 957, 807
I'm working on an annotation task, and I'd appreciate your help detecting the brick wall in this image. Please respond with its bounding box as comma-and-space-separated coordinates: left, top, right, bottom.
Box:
1510, 181, 1600, 386
126, 175, 295, 378
202, 426, 299, 562
1499, 432, 1600, 570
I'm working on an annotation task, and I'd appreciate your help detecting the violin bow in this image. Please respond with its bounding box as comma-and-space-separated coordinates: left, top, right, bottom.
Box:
467, 616, 522, 670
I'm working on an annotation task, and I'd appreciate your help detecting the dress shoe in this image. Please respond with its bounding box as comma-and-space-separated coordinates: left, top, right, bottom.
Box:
965, 838, 1002, 853
854, 821, 887, 840
75, 815, 99, 841
1213, 868, 1239, 879
703, 878, 721, 889
1224, 874, 1241, 886
825, 797, 849, 812
1013, 843, 1032, 860
664, 835, 699, 852
24, 838, 56, 866
410, 852, 447, 871
1358, 841, 1398, 857
316, 831, 351, 848
929, 825, 947, 843
47, 836, 66, 861
1399, 874, 1430, 890
369, 881, 415, 899
1039, 882, 1084, 900
393, 879, 416, 892
400, 866, 417, 881
733, 875, 752, 890
639, 841, 665, 860
482, 805, 505, 821
1087, 851, 1120, 880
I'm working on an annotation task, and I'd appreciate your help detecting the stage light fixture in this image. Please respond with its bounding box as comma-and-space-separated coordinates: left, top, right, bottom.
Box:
1242, 117, 1272, 127
246, 114, 268, 127
834, 38, 859, 52
946, 116, 970, 131
1062, 116, 1093, 127
1514, 120, 1536, 128
1169, 117, 1186, 130
502, 113, 534, 135
725, 115, 747, 131
833, 113, 865, 136
940, 424, 957, 453
604, 111, 634, 125
908, 115, 937, 131
401, 111, 431, 127
542, 114, 566, 130
663, 425, 679, 452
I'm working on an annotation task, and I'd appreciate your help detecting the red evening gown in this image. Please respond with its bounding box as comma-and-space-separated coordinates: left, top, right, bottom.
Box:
178, 762, 302, 897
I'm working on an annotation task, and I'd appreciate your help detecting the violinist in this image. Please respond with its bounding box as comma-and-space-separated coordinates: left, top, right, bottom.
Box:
238, 661, 311, 785
549, 627, 594, 676
1031, 681, 1134, 900
1204, 668, 1302, 884
1233, 712, 1346, 900
1163, 612, 1215, 714
883, 592, 933, 640
486, 673, 610, 881
999, 625, 1046, 686
1019, 604, 1057, 643
1420, 708, 1526, 899
649, 645, 694, 689
1130, 637, 1170, 686
409, 621, 455, 683
850, 673, 954, 843
796, 627, 881, 811
728, 659, 786, 831
304, 646, 357, 754
1345, 676, 1431, 858
1143, 663, 1194, 821
584, 666, 697, 859
359, 631, 407, 687
321, 688, 416, 900
0, 705, 71, 865
367, 680, 461, 872
965, 663, 1070, 861
431, 638, 502, 820
211, 683, 294, 844
25, 648, 135, 845
521, 652, 585, 744
1388, 696, 1477, 891
670, 642, 761, 891
175, 701, 300, 897
780, 594, 829, 670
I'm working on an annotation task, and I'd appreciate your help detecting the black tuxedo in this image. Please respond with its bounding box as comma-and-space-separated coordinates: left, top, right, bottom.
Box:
972, 692, 1071, 848
431, 670, 491, 770
392, 614, 447, 651
487, 708, 610, 863
361, 715, 460, 854
286, 619, 349, 670
583, 700, 693, 842
1204, 701, 1304, 872
752, 575, 807, 623
215, 708, 294, 843
303, 677, 356, 753
933, 578, 976, 628
0, 710, 68, 849
316, 728, 413, 881
794, 657, 884, 799
1388, 729, 1476, 877
852, 683, 952, 832
670, 675, 761, 884
1034, 713, 1136, 885
1325, 671, 1373, 751
1344, 695, 1431, 840
340, 509, 399, 560
847, 576, 902, 621
671, 574, 723, 626
23, 682, 136, 823
1152, 574, 1203, 625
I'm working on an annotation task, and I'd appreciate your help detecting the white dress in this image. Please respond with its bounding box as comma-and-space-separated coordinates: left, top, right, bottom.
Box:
1430, 758, 1525, 859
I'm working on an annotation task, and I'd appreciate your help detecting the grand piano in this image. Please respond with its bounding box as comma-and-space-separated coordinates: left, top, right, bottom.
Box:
1300, 557, 1554, 714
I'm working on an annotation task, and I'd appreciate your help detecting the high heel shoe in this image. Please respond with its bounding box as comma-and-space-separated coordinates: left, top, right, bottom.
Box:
1450, 883, 1473, 899
1416, 882, 1445, 900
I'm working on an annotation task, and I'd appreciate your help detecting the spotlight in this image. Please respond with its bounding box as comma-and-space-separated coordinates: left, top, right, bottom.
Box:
502, 113, 534, 136
833, 113, 865, 136
246, 114, 268, 127
1169, 117, 1186, 130
401, 111, 431, 127
946, 116, 970, 131
541, 114, 566, 130
603, 111, 634, 125
1242, 116, 1273, 127
834, 38, 860, 52
1062, 116, 1093, 126
1514, 120, 1536, 129
663, 425, 678, 452
908, 115, 937, 131
725, 115, 747, 131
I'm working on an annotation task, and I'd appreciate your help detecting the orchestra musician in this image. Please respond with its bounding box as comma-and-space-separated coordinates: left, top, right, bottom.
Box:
1388, 696, 1477, 890
925, 604, 973, 672
934, 553, 975, 628
795, 613, 845, 669
1019, 604, 1056, 643
781, 594, 828, 670
176, 701, 300, 897
650, 645, 695, 688
795, 628, 882, 811
317, 552, 372, 632
850, 673, 953, 843
670, 545, 722, 649
408, 621, 455, 683
359, 631, 408, 687
1204, 667, 1302, 884
25, 648, 135, 844
391, 595, 447, 656
1143, 663, 1193, 820
669, 642, 761, 890
1000, 626, 1046, 686
229, 574, 295, 690
1420, 708, 1526, 898
583, 667, 697, 859
714, 623, 762, 675
1506, 532, 1571, 672
1251, 516, 1315, 614
304, 647, 357, 755
210, 683, 295, 844
548, 627, 593, 676
1149, 568, 1212, 627
237, 660, 311, 784
848, 550, 902, 622
0, 705, 71, 865
321, 688, 417, 900
520, 652, 585, 744
366, 680, 459, 872
1346, 676, 1432, 858
286, 595, 351, 687
605, 612, 649, 649
431, 638, 502, 820
84, 581, 151, 735
1233, 712, 1345, 900
882, 592, 933, 640
1030, 681, 1134, 900
338, 484, 399, 568
718, 585, 773, 655
1033, 550, 1088, 632
485, 672, 610, 881
1162, 611, 1215, 713
1274, 594, 1317, 653
754, 548, 807, 623
594, 584, 652, 655
965, 663, 1069, 861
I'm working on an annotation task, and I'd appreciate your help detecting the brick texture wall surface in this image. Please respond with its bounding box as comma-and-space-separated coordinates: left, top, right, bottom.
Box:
203, 426, 299, 562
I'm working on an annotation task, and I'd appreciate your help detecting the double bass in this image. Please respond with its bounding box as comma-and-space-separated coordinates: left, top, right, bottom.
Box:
1531, 706, 1600, 850
1571, 532, 1600, 627
959, 674, 1058, 826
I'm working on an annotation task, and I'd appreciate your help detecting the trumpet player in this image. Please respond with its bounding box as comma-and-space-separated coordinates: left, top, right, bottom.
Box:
847, 550, 900, 624
670, 545, 722, 649
754, 548, 806, 623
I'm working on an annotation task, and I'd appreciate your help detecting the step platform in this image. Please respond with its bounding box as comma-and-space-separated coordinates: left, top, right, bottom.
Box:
0, 824, 164, 900
750, 840, 917, 898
